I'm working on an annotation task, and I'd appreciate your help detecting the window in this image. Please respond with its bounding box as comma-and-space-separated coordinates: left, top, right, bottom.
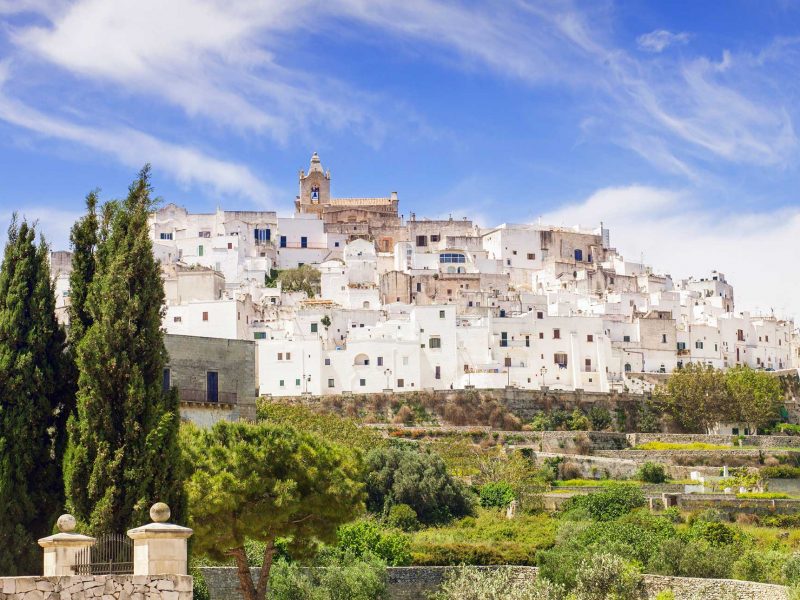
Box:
439, 310, 445, 318
574, 249, 583, 261
173, 316, 182, 323
159, 232, 173, 240
359, 378, 366, 387
500, 332, 508, 347
435, 366, 441, 379
206, 371, 218, 402
254, 228, 271, 243
585, 358, 592, 371
416, 282, 422, 292
554, 353, 568, 368
280, 235, 287, 248
162, 368, 171, 393
624, 363, 632, 372
198, 245, 204, 256
278, 353, 283, 360
300, 236, 308, 248
286, 352, 291, 360
677, 342, 686, 350
539, 332, 544, 339
377, 356, 384, 366
661, 334, 667, 343
512, 250, 517, 255
253, 332, 266, 340
737, 329, 745, 342
279, 379, 285, 387
765, 335, 770, 342
430, 234, 440, 242
429, 337, 442, 349
416, 235, 428, 247
527, 253, 535, 260
402, 356, 409, 366
525, 335, 530, 347
328, 378, 335, 388
202, 311, 209, 321
325, 358, 331, 366
587, 334, 594, 342
293, 378, 300, 386
537, 311, 544, 319
311, 323, 318, 333
397, 378, 404, 388
695, 340, 704, 349
227, 242, 233, 250
553, 329, 560, 339
623, 335, 631, 342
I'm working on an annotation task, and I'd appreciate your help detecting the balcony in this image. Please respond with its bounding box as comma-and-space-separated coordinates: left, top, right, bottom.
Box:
177, 388, 237, 406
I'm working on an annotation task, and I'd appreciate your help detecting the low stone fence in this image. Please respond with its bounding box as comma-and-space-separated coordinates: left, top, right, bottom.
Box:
628, 432, 800, 449
0, 575, 192, 600
676, 494, 800, 516
594, 449, 769, 466
202, 565, 789, 600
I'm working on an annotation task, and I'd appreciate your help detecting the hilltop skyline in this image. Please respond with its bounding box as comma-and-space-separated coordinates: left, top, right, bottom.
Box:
0, 1, 799, 318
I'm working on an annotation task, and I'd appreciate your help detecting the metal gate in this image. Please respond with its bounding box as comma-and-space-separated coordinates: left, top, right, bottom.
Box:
72, 533, 133, 575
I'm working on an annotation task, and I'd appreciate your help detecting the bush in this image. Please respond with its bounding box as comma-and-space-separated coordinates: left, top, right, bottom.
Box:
688, 520, 740, 547
761, 465, 800, 479
731, 549, 786, 584
655, 592, 675, 600
479, 482, 516, 509
587, 406, 612, 431
365, 446, 473, 524
737, 492, 790, 499
636, 462, 667, 484
635, 441, 729, 450
572, 553, 641, 600
661, 507, 683, 523
784, 553, 800, 585
386, 504, 420, 532
269, 552, 387, 600
336, 520, 411, 566
559, 461, 583, 481
392, 405, 415, 425
562, 484, 646, 521
568, 409, 591, 431
429, 566, 565, 600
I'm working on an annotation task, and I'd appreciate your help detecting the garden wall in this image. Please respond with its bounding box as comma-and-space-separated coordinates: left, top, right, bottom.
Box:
628, 433, 800, 449
0, 575, 192, 600
202, 566, 789, 600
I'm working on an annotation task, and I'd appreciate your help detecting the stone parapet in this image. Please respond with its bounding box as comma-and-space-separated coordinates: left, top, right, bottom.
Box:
0, 574, 192, 600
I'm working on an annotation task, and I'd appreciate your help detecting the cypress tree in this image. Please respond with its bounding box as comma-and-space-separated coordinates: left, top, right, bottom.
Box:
67, 190, 99, 344
0, 218, 68, 574
65, 166, 185, 533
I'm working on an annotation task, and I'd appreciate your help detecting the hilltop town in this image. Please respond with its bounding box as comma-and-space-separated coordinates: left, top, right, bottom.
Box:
48, 153, 800, 415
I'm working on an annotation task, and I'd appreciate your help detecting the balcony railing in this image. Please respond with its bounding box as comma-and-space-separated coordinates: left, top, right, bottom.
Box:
177, 388, 237, 405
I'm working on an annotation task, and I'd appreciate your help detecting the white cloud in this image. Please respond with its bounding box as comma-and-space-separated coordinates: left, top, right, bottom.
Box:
543, 185, 800, 321
0, 207, 82, 251
0, 65, 274, 203
637, 29, 690, 53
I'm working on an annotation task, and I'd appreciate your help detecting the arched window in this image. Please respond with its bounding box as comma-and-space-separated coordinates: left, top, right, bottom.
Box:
354, 353, 369, 366
624, 363, 632, 373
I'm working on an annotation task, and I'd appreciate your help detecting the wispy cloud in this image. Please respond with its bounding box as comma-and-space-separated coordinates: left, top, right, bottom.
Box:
543, 185, 800, 320
637, 29, 690, 53
0, 61, 273, 203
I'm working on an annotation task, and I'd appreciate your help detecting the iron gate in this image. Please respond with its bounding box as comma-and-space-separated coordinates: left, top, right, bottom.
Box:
72, 533, 133, 575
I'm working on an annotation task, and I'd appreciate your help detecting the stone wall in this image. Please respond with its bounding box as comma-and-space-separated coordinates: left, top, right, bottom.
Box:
628, 432, 800, 449
202, 566, 789, 600
642, 574, 789, 599
0, 575, 192, 600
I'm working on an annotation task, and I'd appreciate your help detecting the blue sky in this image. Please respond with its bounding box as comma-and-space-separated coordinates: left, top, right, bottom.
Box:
0, 0, 799, 319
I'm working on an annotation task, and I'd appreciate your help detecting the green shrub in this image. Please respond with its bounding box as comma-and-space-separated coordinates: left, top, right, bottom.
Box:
647, 537, 737, 580
336, 520, 411, 566
587, 406, 612, 431
479, 482, 516, 509
688, 520, 740, 547
636, 462, 667, 484
568, 409, 591, 431
731, 549, 786, 584
269, 552, 387, 600
688, 508, 729, 524
635, 441, 729, 450
775, 423, 800, 436
562, 484, 646, 521
429, 566, 565, 600
365, 446, 473, 524
655, 592, 675, 600
572, 553, 641, 600
737, 492, 790, 499
386, 504, 420, 532
783, 553, 800, 585
661, 507, 683, 523
761, 465, 800, 479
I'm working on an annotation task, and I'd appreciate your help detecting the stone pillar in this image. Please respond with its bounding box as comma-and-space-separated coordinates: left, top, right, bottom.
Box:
38, 514, 95, 576
127, 502, 193, 576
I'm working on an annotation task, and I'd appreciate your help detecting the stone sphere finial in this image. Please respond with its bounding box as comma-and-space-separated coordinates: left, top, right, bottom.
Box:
150, 502, 171, 523
57, 514, 76, 533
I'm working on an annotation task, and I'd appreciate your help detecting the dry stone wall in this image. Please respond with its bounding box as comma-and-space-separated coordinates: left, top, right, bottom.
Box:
0, 575, 192, 600
642, 574, 789, 599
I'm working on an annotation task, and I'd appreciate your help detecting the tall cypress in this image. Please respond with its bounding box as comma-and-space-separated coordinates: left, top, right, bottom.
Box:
67, 191, 99, 344
65, 166, 185, 533
0, 218, 68, 575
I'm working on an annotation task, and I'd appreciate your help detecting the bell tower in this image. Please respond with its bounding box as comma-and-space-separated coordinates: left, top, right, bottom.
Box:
295, 152, 331, 215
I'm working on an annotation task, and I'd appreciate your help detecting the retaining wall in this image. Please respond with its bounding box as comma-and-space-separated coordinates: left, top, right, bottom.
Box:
628, 433, 800, 449
0, 575, 192, 600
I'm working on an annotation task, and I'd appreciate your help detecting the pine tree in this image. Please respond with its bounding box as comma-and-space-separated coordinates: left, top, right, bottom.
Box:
65, 166, 185, 533
0, 218, 69, 575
